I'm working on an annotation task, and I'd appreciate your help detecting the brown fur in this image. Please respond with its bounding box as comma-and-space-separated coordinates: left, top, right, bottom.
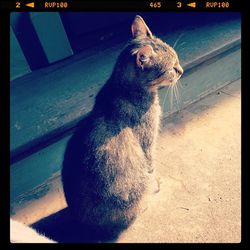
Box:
62, 15, 183, 239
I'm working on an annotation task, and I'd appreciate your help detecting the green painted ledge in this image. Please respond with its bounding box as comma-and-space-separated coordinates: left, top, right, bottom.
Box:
10, 26, 31, 81
10, 18, 241, 160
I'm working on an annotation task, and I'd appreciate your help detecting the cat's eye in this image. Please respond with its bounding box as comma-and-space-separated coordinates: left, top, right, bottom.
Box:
139, 54, 147, 62
139, 54, 150, 64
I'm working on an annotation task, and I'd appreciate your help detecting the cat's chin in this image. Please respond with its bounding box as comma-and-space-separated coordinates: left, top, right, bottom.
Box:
149, 71, 178, 88
149, 78, 176, 88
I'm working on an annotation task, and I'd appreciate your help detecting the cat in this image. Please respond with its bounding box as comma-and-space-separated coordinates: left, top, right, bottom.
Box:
62, 15, 183, 239
10, 219, 56, 243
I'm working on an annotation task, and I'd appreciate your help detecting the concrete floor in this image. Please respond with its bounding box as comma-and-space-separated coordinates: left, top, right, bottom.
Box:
118, 79, 241, 243
12, 79, 241, 243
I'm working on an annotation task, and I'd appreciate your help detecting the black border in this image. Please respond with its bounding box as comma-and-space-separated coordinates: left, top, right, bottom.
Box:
0, 0, 243, 12
1, 0, 249, 248
0, 7, 11, 247
240, 0, 249, 247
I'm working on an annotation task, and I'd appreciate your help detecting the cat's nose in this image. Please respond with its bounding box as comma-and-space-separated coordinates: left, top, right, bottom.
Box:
174, 66, 183, 77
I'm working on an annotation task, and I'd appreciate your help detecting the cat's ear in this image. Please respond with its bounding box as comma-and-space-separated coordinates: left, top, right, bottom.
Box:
131, 15, 153, 39
133, 45, 155, 70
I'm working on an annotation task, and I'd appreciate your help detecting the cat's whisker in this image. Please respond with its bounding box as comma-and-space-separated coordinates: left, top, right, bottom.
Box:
173, 84, 178, 107
162, 86, 170, 110
168, 81, 181, 112
170, 83, 175, 110
162, 83, 173, 110
176, 81, 180, 100
177, 79, 184, 89
176, 84, 180, 106
173, 84, 177, 101
175, 81, 182, 110
173, 32, 184, 49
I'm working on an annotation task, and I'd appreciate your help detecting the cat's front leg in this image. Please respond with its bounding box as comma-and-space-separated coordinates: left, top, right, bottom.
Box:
144, 148, 155, 173
152, 175, 161, 194
147, 172, 161, 194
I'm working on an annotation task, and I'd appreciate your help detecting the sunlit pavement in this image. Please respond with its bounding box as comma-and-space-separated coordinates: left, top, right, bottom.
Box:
118, 79, 241, 243
12, 79, 241, 243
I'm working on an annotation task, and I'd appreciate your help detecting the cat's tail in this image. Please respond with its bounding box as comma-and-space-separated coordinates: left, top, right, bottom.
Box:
76, 193, 141, 239
90, 203, 139, 240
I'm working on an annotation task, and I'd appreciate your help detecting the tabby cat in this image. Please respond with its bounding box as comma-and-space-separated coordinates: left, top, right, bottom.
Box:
62, 15, 183, 239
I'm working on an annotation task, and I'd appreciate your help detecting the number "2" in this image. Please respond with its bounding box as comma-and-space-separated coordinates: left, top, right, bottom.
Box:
177, 2, 182, 8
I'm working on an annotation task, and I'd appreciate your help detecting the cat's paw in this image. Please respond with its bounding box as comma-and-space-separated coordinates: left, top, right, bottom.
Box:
147, 167, 154, 174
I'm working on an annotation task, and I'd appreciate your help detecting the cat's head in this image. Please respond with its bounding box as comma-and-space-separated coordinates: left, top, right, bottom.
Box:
129, 15, 183, 89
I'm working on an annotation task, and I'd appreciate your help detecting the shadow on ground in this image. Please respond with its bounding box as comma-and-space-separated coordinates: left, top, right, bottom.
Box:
31, 208, 118, 243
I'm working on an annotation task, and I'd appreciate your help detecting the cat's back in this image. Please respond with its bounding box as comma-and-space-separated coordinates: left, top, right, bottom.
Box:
62, 110, 148, 223
63, 109, 146, 175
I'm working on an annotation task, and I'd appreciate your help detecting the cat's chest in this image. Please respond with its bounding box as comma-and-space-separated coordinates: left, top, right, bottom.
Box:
133, 97, 161, 144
